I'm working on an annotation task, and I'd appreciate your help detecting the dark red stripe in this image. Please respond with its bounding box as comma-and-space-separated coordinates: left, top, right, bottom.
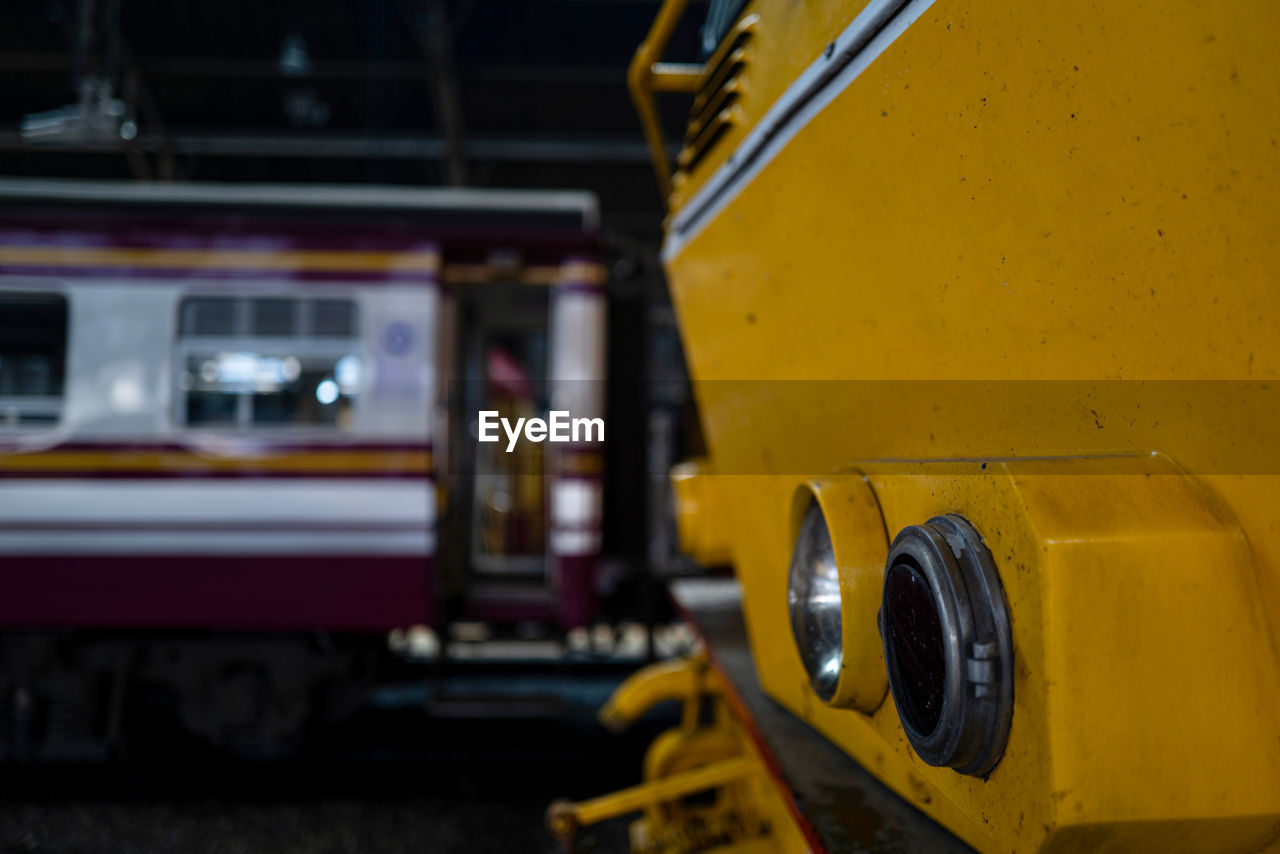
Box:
0, 231, 438, 254
555, 553, 597, 629
0, 521, 428, 532
0, 440, 430, 452
0, 554, 435, 631
460, 600, 557, 624
0, 264, 439, 283
0, 470, 433, 480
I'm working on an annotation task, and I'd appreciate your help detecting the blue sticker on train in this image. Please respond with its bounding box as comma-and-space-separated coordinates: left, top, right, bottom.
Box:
383, 322, 414, 357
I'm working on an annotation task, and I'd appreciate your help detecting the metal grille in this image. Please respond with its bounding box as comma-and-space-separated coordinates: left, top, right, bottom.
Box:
677, 17, 756, 179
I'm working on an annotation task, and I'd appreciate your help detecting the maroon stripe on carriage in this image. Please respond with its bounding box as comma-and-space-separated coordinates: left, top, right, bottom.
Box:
0, 227, 441, 253
0, 264, 440, 283
0, 554, 436, 631
0, 469, 434, 480
0, 521, 430, 533
0, 440, 432, 452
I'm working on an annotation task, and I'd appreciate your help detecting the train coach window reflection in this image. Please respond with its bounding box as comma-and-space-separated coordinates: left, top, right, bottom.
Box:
0, 291, 67, 428
176, 295, 359, 430
313, 300, 356, 337
181, 296, 237, 336
252, 298, 298, 336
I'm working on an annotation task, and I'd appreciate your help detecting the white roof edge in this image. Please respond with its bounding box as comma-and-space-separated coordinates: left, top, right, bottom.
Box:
0, 177, 600, 227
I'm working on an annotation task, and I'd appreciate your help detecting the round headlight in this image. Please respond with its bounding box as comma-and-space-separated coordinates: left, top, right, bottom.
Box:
883, 558, 947, 735
788, 501, 842, 702
880, 515, 1013, 778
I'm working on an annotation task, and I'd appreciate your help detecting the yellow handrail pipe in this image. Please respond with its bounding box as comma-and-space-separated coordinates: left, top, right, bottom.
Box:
598, 653, 716, 732
627, 0, 703, 197
547, 755, 759, 841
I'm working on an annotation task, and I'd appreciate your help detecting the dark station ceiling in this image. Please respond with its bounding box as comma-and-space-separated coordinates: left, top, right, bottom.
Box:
0, 0, 709, 243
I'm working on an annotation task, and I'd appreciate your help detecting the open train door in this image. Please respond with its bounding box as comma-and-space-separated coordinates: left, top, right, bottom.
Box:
434, 222, 606, 633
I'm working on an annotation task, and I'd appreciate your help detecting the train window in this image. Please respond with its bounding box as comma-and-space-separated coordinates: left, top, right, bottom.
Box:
0, 291, 67, 429
184, 386, 239, 426
182, 297, 237, 336
175, 296, 359, 431
251, 368, 342, 427
313, 300, 356, 337
252, 298, 298, 336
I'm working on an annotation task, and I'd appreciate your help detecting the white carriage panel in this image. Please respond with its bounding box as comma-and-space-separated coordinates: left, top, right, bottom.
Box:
356, 285, 437, 439
0, 478, 435, 556
548, 289, 606, 422
64, 283, 181, 439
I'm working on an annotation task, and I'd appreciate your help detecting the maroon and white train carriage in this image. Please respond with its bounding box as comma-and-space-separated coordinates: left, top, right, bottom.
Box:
0, 179, 605, 756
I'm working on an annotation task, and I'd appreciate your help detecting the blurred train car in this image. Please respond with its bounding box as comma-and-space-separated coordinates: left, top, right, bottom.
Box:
598, 0, 1280, 852
0, 179, 605, 758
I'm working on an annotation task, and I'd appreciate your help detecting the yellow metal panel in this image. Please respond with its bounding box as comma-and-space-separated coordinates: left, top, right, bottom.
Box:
659, 0, 1280, 851
671, 458, 734, 567
718, 465, 1280, 852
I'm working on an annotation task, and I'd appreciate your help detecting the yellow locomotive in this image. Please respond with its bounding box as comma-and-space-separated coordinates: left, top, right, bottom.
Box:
554, 1, 1280, 852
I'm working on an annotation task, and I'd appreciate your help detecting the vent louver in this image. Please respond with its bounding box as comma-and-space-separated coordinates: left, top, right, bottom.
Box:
675, 15, 757, 180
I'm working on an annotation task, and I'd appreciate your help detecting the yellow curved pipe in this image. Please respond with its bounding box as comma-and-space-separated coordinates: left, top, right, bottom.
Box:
599, 655, 711, 732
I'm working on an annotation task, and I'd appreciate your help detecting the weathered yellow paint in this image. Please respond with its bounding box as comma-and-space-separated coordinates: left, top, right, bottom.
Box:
655, 0, 1280, 851
670, 458, 734, 567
